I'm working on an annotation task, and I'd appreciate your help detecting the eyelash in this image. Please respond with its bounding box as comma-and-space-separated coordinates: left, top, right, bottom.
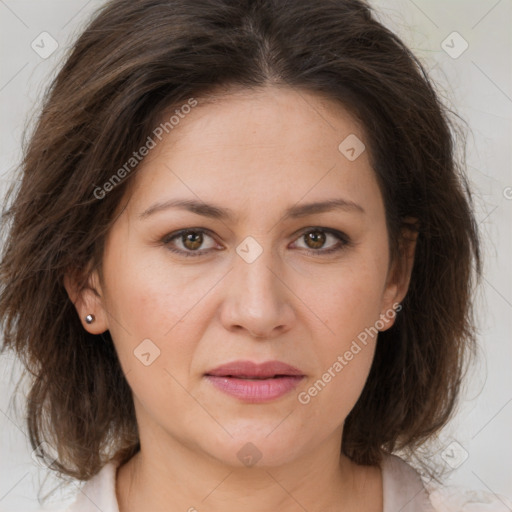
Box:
161, 227, 351, 258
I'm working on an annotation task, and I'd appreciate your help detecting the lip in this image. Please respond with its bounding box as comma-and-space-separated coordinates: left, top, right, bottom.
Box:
205, 360, 304, 378
204, 360, 305, 403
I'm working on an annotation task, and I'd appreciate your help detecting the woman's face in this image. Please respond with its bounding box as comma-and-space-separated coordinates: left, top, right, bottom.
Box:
70, 86, 413, 468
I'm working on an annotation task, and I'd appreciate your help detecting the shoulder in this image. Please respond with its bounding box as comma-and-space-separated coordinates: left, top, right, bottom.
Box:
381, 453, 435, 511
425, 481, 512, 511
36, 461, 120, 512
382, 453, 512, 512
30, 456, 511, 512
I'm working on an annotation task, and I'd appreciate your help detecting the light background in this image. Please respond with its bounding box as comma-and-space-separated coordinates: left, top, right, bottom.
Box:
0, 0, 511, 510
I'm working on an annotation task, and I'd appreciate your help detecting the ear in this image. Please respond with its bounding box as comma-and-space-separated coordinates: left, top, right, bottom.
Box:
378, 219, 419, 331
63, 265, 109, 334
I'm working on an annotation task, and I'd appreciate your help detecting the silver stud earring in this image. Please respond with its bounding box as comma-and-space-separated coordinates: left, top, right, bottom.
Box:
85, 314, 95, 324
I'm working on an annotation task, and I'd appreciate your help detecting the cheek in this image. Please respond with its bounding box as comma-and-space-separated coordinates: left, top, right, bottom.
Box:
100, 243, 209, 383
307, 343, 376, 435
301, 258, 386, 347
102, 259, 204, 419
102, 237, 207, 334
293, 258, 385, 416
297, 288, 379, 433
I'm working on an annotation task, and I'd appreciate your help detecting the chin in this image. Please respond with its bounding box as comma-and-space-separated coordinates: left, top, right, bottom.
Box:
199, 428, 307, 469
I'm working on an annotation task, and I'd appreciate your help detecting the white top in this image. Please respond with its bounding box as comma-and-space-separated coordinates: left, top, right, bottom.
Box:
38, 454, 509, 511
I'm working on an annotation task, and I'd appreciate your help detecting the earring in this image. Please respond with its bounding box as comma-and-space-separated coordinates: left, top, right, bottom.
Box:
85, 314, 95, 324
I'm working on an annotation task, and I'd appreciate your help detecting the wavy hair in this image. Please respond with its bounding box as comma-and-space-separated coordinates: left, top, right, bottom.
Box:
0, 0, 481, 487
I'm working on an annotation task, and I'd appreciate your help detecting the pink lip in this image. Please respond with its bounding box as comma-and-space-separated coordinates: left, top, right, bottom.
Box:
206, 360, 304, 378
204, 360, 305, 403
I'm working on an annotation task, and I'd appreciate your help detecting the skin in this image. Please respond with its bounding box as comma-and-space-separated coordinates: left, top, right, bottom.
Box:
65, 85, 417, 512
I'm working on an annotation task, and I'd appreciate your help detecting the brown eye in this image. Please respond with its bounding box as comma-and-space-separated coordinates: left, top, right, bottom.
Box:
292, 227, 350, 256
163, 229, 218, 257
181, 231, 203, 251
162, 226, 350, 259
303, 230, 327, 250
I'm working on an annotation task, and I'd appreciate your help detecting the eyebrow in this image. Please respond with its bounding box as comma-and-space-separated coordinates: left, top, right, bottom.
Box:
139, 197, 365, 221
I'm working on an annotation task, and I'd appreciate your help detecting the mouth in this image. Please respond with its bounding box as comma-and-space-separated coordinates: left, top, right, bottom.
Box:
204, 360, 305, 379
208, 375, 295, 380
204, 360, 305, 403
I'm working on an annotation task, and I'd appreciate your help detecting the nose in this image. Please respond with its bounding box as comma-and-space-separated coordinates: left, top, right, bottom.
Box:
219, 247, 295, 340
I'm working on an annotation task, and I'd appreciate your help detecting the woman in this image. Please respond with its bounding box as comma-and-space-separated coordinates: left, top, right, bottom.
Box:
0, 0, 508, 510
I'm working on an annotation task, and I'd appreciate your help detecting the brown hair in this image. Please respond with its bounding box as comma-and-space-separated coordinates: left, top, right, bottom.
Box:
0, 0, 481, 487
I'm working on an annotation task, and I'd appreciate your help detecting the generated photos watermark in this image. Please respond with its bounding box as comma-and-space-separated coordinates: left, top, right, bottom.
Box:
297, 302, 402, 404
93, 98, 198, 200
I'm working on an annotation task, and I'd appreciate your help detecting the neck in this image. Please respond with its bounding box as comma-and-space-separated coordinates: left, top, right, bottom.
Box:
115, 431, 382, 512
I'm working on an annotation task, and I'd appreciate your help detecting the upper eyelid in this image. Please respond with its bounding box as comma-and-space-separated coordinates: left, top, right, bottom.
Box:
163, 226, 347, 249
289, 228, 345, 245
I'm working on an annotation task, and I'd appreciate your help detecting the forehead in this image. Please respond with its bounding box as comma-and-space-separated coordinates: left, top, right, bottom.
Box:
121, 86, 382, 222
155, 85, 364, 159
